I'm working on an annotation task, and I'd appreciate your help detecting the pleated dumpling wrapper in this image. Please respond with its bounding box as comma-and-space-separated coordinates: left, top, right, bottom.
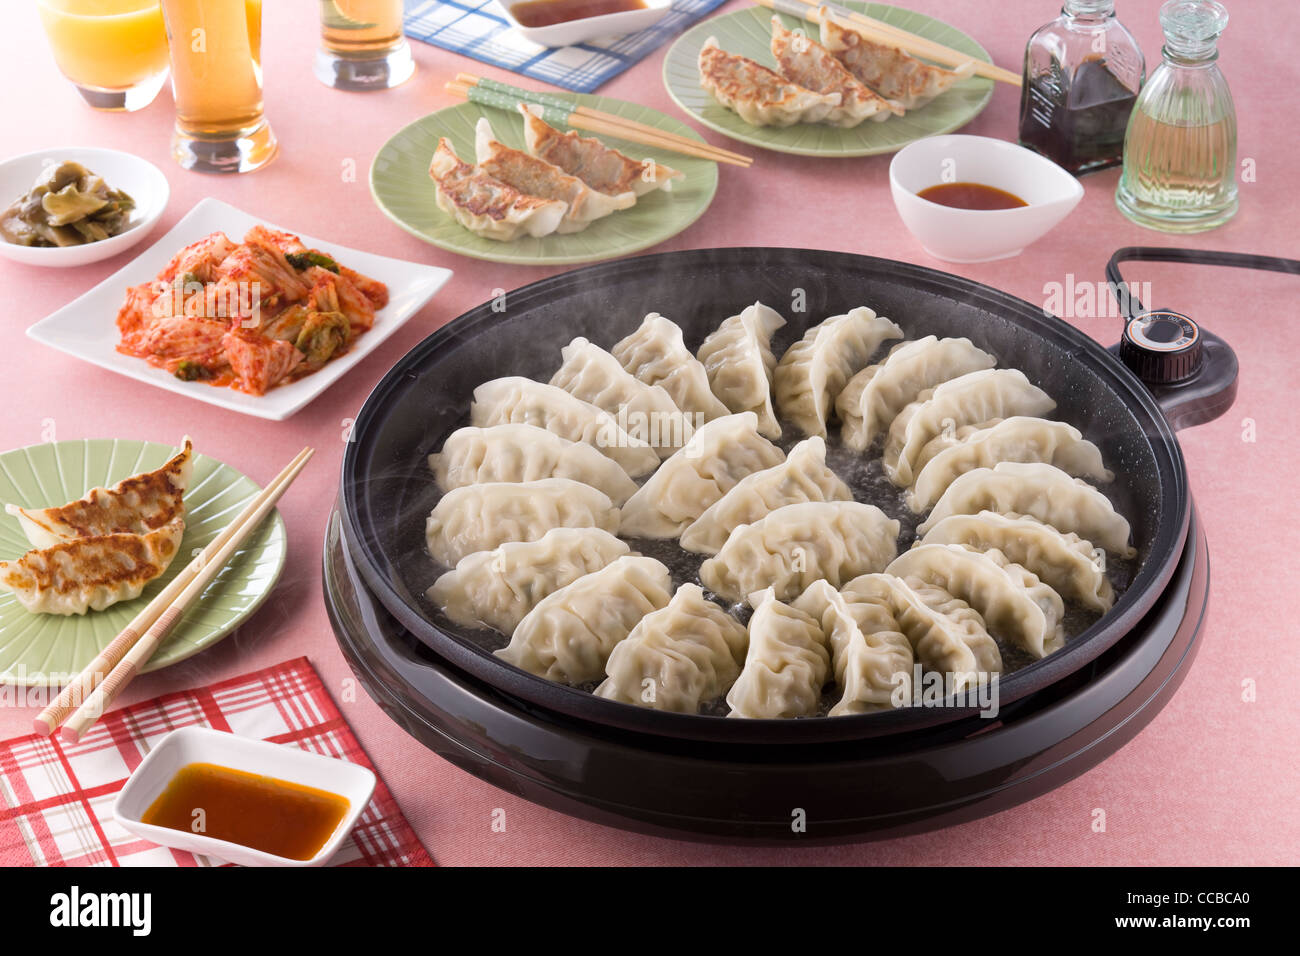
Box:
817, 7, 976, 112
474, 117, 634, 234
770, 17, 902, 127
6, 438, 192, 549
0, 516, 185, 615
429, 138, 566, 241
519, 103, 682, 198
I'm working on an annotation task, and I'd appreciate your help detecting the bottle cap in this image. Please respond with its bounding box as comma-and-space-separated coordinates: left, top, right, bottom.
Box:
1160, 0, 1229, 57
1120, 310, 1204, 384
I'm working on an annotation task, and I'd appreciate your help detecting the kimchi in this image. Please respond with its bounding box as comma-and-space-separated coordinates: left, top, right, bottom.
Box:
116, 226, 389, 396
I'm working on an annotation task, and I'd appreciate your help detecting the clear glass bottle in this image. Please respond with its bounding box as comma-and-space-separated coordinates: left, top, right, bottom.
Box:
1019, 1, 1145, 175
1115, 0, 1237, 232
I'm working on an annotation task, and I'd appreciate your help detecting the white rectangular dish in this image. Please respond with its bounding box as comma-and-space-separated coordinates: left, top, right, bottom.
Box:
501, 0, 672, 48
113, 726, 377, 867
27, 197, 453, 420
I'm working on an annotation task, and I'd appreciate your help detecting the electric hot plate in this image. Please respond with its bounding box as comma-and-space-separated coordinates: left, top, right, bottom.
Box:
324, 248, 1235, 844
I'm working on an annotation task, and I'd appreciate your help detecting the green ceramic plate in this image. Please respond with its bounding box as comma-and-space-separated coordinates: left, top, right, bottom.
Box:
0, 439, 287, 687
663, 2, 995, 157
369, 96, 719, 266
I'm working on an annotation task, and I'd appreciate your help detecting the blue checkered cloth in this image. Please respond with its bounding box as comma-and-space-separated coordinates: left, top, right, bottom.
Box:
403, 0, 728, 93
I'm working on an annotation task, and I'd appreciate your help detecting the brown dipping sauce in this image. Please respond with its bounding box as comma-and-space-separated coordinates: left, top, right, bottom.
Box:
509, 0, 646, 27
917, 182, 1029, 210
141, 762, 350, 861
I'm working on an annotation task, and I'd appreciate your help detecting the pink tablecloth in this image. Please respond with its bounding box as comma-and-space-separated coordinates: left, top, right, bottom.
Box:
1, 0, 1296, 866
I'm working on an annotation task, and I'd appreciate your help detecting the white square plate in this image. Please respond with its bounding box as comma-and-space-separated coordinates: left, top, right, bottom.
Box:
27, 198, 453, 420
114, 726, 376, 867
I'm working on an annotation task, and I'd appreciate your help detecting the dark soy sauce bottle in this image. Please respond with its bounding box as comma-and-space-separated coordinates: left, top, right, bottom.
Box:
1019, 0, 1145, 175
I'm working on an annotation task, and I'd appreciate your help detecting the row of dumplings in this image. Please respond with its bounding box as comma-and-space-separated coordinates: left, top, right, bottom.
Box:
422, 303, 1134, 716
699, 13, 975, 129
0, 441, 192, 616
429, 104, 682, 242
424, 511, 1122, 717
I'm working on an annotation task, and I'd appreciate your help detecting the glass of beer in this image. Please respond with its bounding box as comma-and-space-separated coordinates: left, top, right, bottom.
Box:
314, 0, 415, 91
36, 0, 170, 112
160, 0, 276, 173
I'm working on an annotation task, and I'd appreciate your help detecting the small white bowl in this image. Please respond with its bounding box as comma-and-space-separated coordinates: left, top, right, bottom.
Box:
889, 135, 1084, 263
0, 146, 169, 268
502, 0, 671, 48
113, 726, 376, 867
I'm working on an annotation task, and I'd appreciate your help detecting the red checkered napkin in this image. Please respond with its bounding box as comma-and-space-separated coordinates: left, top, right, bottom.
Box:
0, 657, 433, 867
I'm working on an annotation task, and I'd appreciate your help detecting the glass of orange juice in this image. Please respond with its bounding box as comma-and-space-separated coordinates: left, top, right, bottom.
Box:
36, 0, 170, 111
160, 0, 276, 174
314, 0, 414, 91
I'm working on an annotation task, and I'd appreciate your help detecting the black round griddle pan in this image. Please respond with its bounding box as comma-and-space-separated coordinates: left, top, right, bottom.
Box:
338, 248, 1235, 745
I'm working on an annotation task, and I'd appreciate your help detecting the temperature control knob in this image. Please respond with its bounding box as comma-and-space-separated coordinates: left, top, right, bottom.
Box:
1119, 310, 1203, 384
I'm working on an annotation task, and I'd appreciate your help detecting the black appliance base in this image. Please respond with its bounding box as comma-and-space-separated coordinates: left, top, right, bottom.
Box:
324, 505, 1209, 846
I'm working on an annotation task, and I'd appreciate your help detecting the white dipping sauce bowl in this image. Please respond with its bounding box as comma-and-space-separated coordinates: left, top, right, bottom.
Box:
889, 135, 1084, 263
0, 146, 169, 268
501, 0, 671, 48
114, 726, 376, 867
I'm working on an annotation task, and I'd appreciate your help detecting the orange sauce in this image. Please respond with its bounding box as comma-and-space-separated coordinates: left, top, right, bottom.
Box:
917, 182, 1029, 210
509, 0, 646, 28
141, 762, 350, 861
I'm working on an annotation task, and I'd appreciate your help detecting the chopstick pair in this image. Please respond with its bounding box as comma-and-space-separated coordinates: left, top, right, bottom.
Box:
756, 0, 1023, 87
446, 74, 754, 167
34, 447, 315, 743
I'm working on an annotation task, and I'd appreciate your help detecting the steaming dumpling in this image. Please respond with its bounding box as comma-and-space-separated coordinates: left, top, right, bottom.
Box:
429, 423, 637, 506
836, 336, 996, 451
918, 512, 1114, 612
6, 438, 192, 548
0, 517, 184, 615
425, 478, 620, 567
818, 7, 977, 111
917, 462, 1136, 557
774, 307, 903, 438
519, 104, 681, 198
470, 376, 658, 478
680, 436, 852, 555
887, 544, 1066, 658
696, 301, 785, 439
726, 587, 830, 719
882, 369, 1056, 486
596, 583, 749, 712
843, 573, 1000, 692
474, 118, 635, 233
698, 36, 841, 127
770, 17, 901, 126
495, 555, 673, 685
429, 139, 566, 241
907, 416, 1113, 513
429, 527, 631, 634
620, 412, 784, 538
612, 312, 730, 421
550, 336, 694, 458
792, 579, 913, 715
699, 500, 899, 603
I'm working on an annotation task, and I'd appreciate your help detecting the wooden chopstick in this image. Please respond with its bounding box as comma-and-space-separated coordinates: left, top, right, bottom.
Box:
756, 0, 1022, 87
456, 73, 754, 166
445, 77, 754, 167
55, 447, 315, 744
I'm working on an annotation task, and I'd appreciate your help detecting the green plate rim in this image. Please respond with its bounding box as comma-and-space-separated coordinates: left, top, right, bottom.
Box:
662, 1, 996, 158
0, 438, 288, 687
369, 96, 720, 266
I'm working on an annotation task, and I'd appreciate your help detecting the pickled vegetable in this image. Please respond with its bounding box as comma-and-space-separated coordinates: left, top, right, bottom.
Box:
0, 161, 136, 247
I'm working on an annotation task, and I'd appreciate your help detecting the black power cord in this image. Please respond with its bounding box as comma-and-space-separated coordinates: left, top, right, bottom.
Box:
1099, 247, 1292, 430
1106, 246, 1300, 318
